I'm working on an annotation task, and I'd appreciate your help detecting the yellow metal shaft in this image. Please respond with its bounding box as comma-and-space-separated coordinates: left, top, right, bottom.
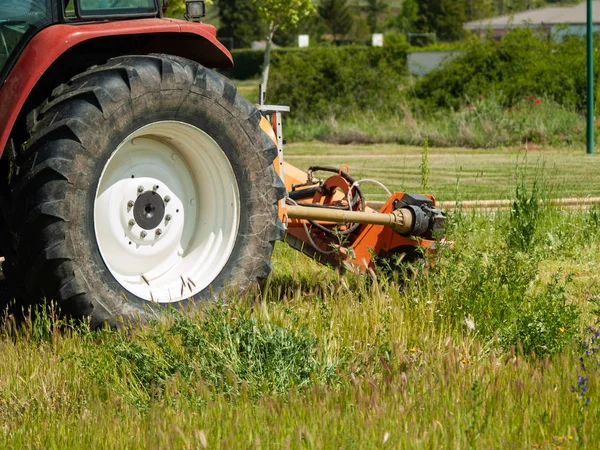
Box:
286, 205, 414, 234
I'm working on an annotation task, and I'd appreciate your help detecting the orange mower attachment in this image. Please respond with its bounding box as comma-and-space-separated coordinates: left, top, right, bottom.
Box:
258, 104, 450, 273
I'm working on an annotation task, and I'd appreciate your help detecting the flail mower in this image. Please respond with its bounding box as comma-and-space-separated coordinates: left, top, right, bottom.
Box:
0, 0, 447, 327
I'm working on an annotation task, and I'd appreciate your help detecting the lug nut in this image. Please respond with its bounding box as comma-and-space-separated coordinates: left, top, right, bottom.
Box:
137, 186, 144, 194
128, 219, 135, 227
140, 231, 147, 238
156, 229, 162, 236
153, 185, 160, 191
127, 200, 134, 208
164, 195, 171, 203
165, 214, 172, 222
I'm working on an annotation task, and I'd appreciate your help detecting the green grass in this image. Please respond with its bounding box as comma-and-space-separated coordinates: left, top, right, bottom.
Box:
2, 144, 600, 448
234, 78, 261, 104
286, 143, 600, 201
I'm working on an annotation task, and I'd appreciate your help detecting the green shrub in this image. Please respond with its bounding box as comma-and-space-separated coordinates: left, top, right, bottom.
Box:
507, 170, 544, 252
498, 273, 578, 357
229, 48, 265, 80
415, 28, 590, 110
432, 238, 578, 357
74, 305, 337, 407
269, 45, 408, 119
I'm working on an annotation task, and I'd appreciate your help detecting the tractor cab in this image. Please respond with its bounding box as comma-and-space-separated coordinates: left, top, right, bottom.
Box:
0, 0, 160, 82
0, 1, 52, 77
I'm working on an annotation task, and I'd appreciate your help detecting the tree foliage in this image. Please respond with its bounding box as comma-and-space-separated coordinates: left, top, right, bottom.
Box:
416, 0, 466, 41
364, 0, 388, 34
254, 0, 315, 90
254, 0, 316, 34
318, 0, 354, 42
217, 0, 265, 48
466, 0, 494, 21
164, 0, 186, 17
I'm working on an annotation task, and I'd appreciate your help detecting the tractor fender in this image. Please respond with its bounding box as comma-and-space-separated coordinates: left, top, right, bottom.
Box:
0, 18, 233, 156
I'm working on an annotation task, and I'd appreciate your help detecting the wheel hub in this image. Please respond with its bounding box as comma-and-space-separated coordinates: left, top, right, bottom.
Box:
121, 179, 181, 247
134, 190, 165, 230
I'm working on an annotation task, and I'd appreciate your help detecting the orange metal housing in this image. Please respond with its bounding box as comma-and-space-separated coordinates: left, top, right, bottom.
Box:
260, 113, 441, 273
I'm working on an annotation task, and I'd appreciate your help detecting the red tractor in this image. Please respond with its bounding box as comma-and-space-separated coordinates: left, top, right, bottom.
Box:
0, 0, 446, 327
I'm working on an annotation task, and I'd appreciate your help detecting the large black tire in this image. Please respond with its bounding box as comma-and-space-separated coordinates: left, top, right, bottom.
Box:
3, 54, 285, 327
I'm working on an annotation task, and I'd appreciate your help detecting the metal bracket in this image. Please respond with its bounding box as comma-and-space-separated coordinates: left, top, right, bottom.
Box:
257, 84, 290, 215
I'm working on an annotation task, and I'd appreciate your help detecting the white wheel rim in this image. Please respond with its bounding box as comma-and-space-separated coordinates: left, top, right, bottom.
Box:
94, 121, 240, 303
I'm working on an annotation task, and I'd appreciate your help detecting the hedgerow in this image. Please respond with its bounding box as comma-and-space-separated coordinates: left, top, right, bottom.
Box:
268, 45, 408, 119
415, 28, 592, 111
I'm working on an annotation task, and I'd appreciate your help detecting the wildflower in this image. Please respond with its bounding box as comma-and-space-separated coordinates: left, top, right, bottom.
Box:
479, 94, 484, 99
572, 326, 600, 407
409, 347, 417, 352
535, 99, 541, 104
559, 327, 565, 333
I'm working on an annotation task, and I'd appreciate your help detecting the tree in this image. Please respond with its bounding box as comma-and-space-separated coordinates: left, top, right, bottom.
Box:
217, 0, 266, 48
318, 0, 354, 43
364, 0, 388, 34
272, 12, 327, 47
466, 0, 494, 21
399, 0, 418, 33
416, 0, 466, 41
254, 0, 315, 92
165, 0, 186, 17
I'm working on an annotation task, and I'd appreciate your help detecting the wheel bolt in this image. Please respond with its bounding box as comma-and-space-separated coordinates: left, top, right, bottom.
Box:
156, 228, 162, 236
165, 214, 172, 222
164, 195, 171, 203
153, 185, 160, 191
140, 231, 147, 238
128, 219, 135, 227
137, 186, 144, 194
127, 200, 134, 208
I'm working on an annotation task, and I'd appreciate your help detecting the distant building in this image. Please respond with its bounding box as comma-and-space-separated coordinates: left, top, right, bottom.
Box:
464, 1, 600, 40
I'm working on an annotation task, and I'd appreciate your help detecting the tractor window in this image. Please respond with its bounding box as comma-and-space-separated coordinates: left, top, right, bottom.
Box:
77, 0, 158, 17
0, 0, 52, 78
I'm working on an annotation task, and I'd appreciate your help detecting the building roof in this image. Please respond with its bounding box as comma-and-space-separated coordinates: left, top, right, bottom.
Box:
464, 1, 600, 30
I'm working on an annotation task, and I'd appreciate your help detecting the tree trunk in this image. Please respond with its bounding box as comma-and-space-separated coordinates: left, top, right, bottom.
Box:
261, 27, 276, 94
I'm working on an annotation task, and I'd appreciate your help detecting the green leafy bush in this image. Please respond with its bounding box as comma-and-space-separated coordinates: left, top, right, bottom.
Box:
415, 28, 590, 110
507, 171, 544, 252
74, 305, 336, 407
433, 245, 578, 357
269, 45, 408, 119
229, 48, 265, 80
498, 273, 578, 357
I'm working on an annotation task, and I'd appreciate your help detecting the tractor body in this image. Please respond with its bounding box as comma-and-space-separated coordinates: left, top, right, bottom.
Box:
0, 0, 231, 155
0, 0, 446, 325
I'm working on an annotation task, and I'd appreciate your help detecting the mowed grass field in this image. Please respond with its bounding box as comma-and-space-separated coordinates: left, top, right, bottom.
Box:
286, 143, 600, 201
2, 145, 600, 449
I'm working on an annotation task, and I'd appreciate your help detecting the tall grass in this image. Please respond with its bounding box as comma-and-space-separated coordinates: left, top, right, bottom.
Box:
1, 185, 600, 447
283, 95, 585, 148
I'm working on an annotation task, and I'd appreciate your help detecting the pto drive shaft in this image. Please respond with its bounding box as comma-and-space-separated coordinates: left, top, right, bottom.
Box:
286, 205, 415, 234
